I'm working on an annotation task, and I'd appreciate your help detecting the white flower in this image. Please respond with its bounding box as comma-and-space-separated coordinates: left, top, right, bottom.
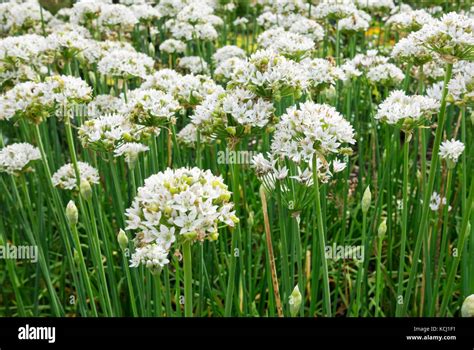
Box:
98, 4, 138, 32
414, 12, 474, 61
375, 90, 440, 130
130, 244, 170, 270
301, 58, 345, 91
125, 167, 238, 270
79, 113, 158, 151
87, 94, 125, 118
114, 142, 150, 166
221, 88, 274, 128
338, 11, 371, 33
257, 28, 315, 59
367, 63, 404, 85
178, 56, 209, 75
448, 61, 474, 104
314, 1, 358, 20
159, 39, 186, 54
288, 17, 324, 42
391, 35, 433, 64
125, 89, 181, 126
439, 139, 465, 164
271, 101, 355, 163
355, 0, 394, 14
0, 143, 41, 175
52, 161, 100, 191
428, 192, 449, 212
98, 49, 154, 79
386, 9, 433, 32
212, 45, 246, 65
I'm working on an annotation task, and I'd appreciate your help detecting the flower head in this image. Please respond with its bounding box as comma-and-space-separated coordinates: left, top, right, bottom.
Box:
52, 161, 100, 191
0, 143, 41, 175
439, 139, 465, 165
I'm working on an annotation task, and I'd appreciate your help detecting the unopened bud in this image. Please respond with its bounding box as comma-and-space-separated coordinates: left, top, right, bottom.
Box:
378, 219, 387, 239
80, 180, 92, 201
66, 200, 78, 226
117, 229, 129, 250
461, 294, 474, 317
289, 285, 302, 317
362, 185, 371, 214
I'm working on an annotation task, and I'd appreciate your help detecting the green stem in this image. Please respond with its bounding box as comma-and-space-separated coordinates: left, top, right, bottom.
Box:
183, 240, 193, 317
313, 156, 332, 316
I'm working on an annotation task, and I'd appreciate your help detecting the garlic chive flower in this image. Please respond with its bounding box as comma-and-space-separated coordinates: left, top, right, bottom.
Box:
439, 139, 465, 166
375, 90, 440, 132
52, 162, 100, 191
125, 167, 238, 272
78, 113, 158, 152
98, 49, 154, 80
0, 143, 41, 175
415, 12, 474, 62
114, 142, 149, 167
125, 89, 181, 127
271, 101, 355, 163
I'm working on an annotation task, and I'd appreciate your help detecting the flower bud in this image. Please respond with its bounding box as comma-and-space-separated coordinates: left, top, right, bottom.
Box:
289, 285, 302, 317
66, 200, 78, 227
378, 219, 387, 239
461, 294, 474, 317
80, 179, 92, 201
148, 42, 155, 57
118, 229, 129, 250
362, 185, 371, 214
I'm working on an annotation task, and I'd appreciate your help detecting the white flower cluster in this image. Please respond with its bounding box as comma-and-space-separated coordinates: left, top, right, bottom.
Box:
166, 2, 222, 41
301, 58, 345, 92
0, 143, 41, 175
257, 28, 315, 59
414, 12, 474, 61
0, 75, 91, 123
0, 0, 52, 35
386, 9, 433, 32
341, 49, 388, 79
52, 161, 100, 191
114, 142, 150, 166
288, 17, 325, 42
125, 167, 238, 271
178, 56, 209, 75
314, 0, 358, 21
230, 49, 309, 99
78, 113, 158, 152
191, 87, 274, 138
87, 95, 125, 118
375, 90, 440, 130
447, 61, 474, 104
124, 89, 181, 126
271, 101, 355, 163
212, 45, 246, 65
214, 57, 247, 83
142, 70, 223, 107
98, 49, 154, 79
355, 0, 394, 14
391, 35, 433, 65
367, 63, 404, 86
0, 34, 48, 62
338, 11, 371, 33
439, 139, 465, 164
159, 39, 186, 54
